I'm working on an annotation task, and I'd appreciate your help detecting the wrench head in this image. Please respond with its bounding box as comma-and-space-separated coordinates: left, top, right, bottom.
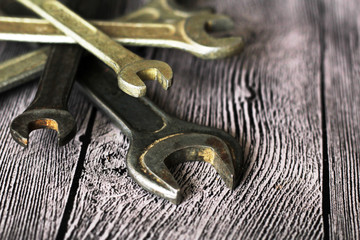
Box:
127, 131, 242, 204
10, 109, 76, 147
120, 0, 213, 22
118, 60, 173, 97
184, 13, 244, 59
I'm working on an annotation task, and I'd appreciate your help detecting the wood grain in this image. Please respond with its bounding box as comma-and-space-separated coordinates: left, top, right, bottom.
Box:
63, 0, 324, 239
1, 0, 359, 239
0, 42, 93, 239
322, 0, 360, 238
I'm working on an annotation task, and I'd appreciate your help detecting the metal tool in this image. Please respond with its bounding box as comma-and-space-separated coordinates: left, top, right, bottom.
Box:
75, 57, 243, 204
0, 0, 243, 59
10, 45, 80, 147
0, 47, 49, 94
17, 0, 173, 97
0, 14, 242, 59
0, 49, 244, 204
9, 0, 102, 147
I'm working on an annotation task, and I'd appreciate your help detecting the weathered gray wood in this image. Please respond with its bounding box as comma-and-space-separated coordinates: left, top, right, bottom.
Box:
63, 0, 324, 239
323, 0, 360, 238
0, 42, 93, 239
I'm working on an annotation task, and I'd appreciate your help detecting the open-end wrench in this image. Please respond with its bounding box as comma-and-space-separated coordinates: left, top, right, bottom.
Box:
0, 49, 244, 204
10, 45, 80, 147
17, 0, 173, 97
0, 0, 243, 59
9, 0, 103, 147
75, 57, 244, 204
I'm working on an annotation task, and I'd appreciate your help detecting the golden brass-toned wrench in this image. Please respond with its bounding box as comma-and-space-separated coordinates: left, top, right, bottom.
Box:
0, 0, 243, 59
0, 13, 243, 59
16, 0, 173, 97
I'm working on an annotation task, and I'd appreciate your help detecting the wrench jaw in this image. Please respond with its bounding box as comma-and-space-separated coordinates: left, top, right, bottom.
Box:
10, 109, 76, 147
127, 133, 237, 204
120, 0, 213, 23
118, 60, 173, 97
163, 0, 214, 19
183, 13, 244, 59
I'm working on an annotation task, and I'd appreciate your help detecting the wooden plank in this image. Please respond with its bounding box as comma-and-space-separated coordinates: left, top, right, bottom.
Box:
0, 42, 93, 239
322, 0, 360, 238
63, 0, 324, 239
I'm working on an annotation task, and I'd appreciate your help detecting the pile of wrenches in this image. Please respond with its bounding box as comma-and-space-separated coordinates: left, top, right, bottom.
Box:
0, 0, 245, 204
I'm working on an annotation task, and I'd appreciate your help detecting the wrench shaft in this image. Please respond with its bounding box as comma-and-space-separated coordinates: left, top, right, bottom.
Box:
28, 45, 82, 109
18, 0, 141, 73
0, 17, 177, 43
76, 57, 167, 137
0, 47, 49, 93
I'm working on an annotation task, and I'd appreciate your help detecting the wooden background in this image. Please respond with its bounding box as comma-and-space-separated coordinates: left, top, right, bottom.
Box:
0, 0, 359, 239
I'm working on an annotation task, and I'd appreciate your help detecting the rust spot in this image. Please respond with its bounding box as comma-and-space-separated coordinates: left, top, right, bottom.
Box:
198, 148, 215, 164
29, 119, 59, 132
205, 137, 231, 163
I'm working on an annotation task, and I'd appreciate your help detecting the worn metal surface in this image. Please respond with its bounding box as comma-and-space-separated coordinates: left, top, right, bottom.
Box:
10, 45, 81, 147
0, 46, 244, 203
0, 47, 49, 93
8, 0, 103, 147
17, 0, 173, 97
75, 57, 244, 204
0, 1, 243, 59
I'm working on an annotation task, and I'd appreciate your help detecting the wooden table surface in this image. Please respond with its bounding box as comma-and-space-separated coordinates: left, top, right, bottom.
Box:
0, 0, 359, 239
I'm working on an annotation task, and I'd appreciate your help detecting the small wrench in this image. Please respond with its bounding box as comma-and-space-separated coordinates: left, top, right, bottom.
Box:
0, 49, 244, 204
0, 0, 243, 59
9, 0, 105, 147
17, 0, 173, 97
10, 45, 80, 147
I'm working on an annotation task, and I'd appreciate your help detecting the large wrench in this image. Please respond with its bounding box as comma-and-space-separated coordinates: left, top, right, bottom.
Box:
0, 49, 245, 204
0, 13, 243, 59
0, 0, 243, 59
76, 57, 243, 203
17, 0, 173, 97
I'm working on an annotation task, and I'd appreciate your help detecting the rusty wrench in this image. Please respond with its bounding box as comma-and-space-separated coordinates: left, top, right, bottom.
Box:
17, 0, 173, 97
9, 0, 104, 147
0, 50, 244, 204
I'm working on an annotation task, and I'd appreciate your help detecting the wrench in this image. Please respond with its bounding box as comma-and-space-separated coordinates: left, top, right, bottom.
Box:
76, 57, 244, 204
17, 0, 173, 97
9, 0, 105, 147
0, 47, 49, 94
0, 13, 242, 59
0, 0, 243, 59
0, 49, 244, 204
10, 45, 80, 147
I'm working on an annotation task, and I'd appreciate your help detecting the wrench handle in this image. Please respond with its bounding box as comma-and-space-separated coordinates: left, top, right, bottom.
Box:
76, 57, 167, 138
0, 47, 49, 94
17, 0, 142, 74
0, 17, 179, 44
28, 44, 82, 110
